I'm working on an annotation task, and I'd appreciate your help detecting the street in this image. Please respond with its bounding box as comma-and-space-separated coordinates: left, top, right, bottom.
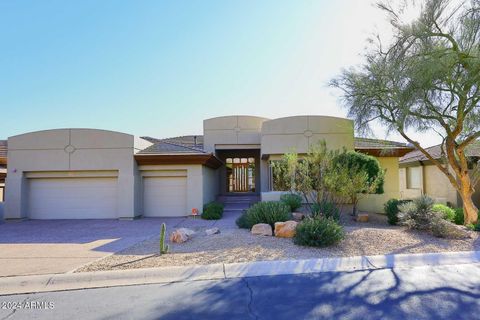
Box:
1, 263, 479, 320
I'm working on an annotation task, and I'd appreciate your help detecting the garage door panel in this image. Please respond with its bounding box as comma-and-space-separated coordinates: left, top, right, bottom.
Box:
28, 178, 117, 219
143, 177, 187, 217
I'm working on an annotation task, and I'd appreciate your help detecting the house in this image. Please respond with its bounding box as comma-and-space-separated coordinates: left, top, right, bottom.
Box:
399, 142, 480, 208
3, 115, 413, 220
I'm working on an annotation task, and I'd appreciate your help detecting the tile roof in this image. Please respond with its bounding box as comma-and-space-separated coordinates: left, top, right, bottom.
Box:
0, 140, 7, 159
353, 137, 410, 149
140, 135, 410, 155
138, 136, 206, 155
400, 141, 480, 164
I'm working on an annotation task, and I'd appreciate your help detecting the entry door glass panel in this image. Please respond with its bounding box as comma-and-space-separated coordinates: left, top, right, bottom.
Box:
226, 157, 255, 192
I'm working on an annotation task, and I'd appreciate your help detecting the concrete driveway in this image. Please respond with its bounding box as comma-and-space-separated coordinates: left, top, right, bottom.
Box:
0, 218, 184, 277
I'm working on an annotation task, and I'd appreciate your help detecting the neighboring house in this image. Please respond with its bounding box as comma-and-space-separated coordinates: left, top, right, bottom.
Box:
399, 142, 480, 208
0, 140, 7, 202
4, 115, 412, 220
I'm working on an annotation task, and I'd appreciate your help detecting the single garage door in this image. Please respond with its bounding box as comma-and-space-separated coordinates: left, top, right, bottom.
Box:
28, 178, 117, 219
143, 176, 187, 217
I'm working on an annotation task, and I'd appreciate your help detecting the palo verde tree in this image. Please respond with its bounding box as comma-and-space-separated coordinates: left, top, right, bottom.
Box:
331, 0, 480, 224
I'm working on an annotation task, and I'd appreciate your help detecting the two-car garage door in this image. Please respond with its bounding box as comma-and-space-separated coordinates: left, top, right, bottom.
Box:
28, 178, 117, 219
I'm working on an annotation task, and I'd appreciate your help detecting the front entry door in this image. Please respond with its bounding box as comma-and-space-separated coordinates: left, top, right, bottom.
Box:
226, 157, 255, 192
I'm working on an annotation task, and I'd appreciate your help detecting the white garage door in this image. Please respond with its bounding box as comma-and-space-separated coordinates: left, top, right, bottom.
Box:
28, 178, 117, 219
143, 177, 187, 217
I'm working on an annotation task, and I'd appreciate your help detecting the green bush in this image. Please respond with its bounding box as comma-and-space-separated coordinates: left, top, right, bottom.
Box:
398, 196, 468, 238
432, 204, 455, 222
280, 193, 303, 212
332, 151, 385, 194
398, 196, 437, 230
236, 201, 291, 229
294, 217, 345, 247
454, 208, 464, 225
201, 202, 224, 220
311, 200, 340, 221
384, 199, 404, 225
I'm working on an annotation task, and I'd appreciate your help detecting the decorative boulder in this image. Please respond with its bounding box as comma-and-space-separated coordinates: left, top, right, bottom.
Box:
274, 220, 298, 238
251, 223, 273, 236
170, 228, 195, 243
181, 228, 196, 236
356, 213, 369, 223
292, 212, 305, 221
205, 227, 220, 235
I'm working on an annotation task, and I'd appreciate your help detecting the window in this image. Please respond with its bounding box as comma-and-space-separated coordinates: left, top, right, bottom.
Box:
406, 167, 422, 189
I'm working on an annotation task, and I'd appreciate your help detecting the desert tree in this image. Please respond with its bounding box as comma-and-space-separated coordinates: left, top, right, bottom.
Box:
331, 0, 480, 223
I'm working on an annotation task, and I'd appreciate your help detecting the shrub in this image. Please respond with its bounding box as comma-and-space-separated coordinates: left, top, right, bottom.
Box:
398, 196, 437, 230
398, 196, 468, 238
236, 201, 291, 229
384, 198, 410, 225
431, 217, 468, 239
280, 193, 303, 212
201, 202, 224, 220
432, 204, 455, 222
311, 200, 340, 221
294, 217, 345, 247
454, 208, 464, 225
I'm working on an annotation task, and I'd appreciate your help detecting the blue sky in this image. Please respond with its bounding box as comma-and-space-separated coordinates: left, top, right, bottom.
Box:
0, 0, 441, 146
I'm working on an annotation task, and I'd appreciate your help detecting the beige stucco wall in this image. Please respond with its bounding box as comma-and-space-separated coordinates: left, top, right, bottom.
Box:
5, 129, 142, 219
261, 116, 354, 156
203, 116, 268, 152
358, 157, 401, 214
424, 165, 459, 206
399, 164, 461, 206
202, 166, 219, 205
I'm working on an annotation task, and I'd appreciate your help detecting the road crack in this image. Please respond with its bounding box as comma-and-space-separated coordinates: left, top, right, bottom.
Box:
242, 278, 258, 320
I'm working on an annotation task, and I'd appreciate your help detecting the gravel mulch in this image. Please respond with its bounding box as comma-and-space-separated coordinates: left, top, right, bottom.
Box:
76, 213, 480, 272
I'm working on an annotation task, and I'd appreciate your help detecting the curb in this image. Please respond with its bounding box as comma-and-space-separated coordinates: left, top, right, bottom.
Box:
1, 250, 479, 296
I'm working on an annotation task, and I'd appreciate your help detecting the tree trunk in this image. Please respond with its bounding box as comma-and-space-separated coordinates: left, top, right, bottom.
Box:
458, 174, 478, 224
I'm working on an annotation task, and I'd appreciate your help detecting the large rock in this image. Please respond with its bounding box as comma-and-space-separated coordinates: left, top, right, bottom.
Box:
170, 228, 195, 243
356, 213, 369, 223
178, 228, 196, 237
274, 220, 298, 238
205, 227, 220, 235
251, 223, 273, 236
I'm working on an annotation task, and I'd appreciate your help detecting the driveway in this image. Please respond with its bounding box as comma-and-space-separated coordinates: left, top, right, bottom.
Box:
0, 218, 185, 277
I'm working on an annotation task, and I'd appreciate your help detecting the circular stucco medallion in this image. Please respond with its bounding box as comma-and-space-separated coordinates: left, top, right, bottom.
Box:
304, 130, 313, 137
64, 144, 76, 154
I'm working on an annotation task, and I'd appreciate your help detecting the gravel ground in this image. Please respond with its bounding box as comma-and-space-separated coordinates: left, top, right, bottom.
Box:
77, 213, 480, 272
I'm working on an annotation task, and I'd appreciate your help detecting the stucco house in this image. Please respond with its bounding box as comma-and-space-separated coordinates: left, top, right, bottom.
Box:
399, 142, 480, 208
3, 115, 412, 220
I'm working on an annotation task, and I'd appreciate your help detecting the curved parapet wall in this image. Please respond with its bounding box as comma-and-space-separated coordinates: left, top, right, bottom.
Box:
7, 128, 135, 171
260, 116, 354, 156
203, 115, 269, 152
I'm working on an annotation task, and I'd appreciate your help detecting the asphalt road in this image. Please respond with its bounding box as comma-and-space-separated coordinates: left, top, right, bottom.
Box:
1, 263, 479, 320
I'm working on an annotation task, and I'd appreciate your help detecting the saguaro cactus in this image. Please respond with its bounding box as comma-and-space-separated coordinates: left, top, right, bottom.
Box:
160, 223, 169, 254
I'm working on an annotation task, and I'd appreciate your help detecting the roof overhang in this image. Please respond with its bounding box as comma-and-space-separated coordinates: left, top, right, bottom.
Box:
134, 153, 223, 169
356, 148, 414, 157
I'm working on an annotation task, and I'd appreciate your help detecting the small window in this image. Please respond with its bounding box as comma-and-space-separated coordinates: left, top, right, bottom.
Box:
406, 167, 422, 189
